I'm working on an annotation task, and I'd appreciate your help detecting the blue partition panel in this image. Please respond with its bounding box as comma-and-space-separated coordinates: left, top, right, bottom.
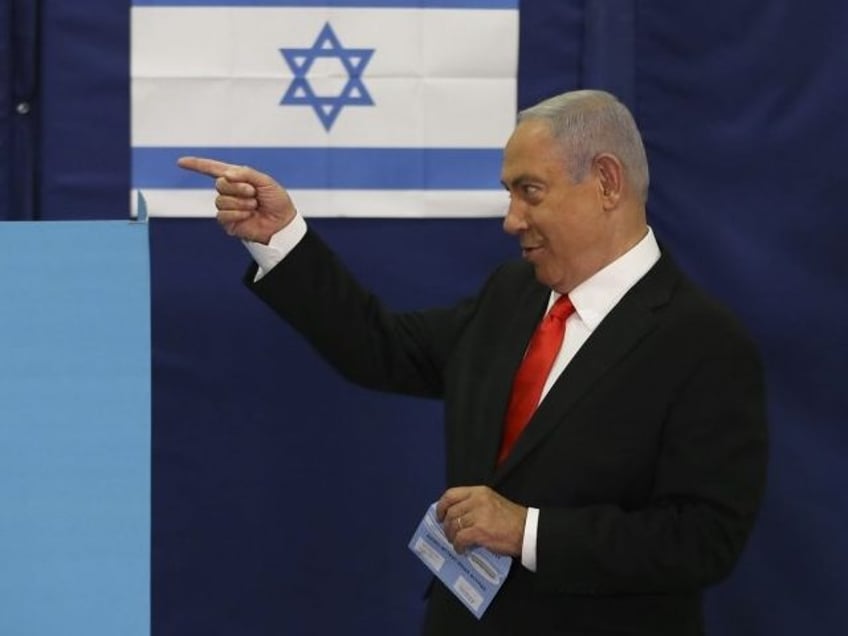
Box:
0, 221, 150, 636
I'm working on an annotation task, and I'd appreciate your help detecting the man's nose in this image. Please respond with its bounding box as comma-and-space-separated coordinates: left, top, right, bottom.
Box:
503, 200, 527, 235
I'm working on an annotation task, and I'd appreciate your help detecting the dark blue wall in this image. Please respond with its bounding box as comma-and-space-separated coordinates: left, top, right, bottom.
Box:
2, 0, 846, 634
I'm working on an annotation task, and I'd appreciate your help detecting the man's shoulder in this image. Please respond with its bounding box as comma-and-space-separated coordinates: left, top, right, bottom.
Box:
646, 255, 761, 358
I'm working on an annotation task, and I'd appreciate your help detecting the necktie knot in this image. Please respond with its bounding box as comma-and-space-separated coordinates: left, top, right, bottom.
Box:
548, 295, 575, 322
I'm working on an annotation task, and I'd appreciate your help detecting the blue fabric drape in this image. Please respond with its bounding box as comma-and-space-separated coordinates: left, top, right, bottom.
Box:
581, 0, 635, 107
0, 0, 10, 217
636, 3, 848, 633
1, 0, 39, 219
38, 0, 129, 219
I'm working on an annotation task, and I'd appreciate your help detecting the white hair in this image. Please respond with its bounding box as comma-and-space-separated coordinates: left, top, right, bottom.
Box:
517, 90, 650, 202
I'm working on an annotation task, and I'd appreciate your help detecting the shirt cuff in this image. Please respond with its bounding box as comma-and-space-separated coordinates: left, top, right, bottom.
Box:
243, 215, 308, 281
521, 507, 539, 572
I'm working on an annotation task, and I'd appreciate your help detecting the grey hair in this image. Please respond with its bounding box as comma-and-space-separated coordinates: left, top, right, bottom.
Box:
517, 90, 650, 202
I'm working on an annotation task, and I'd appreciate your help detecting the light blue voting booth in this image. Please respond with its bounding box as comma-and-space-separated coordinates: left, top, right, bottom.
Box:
0, 220, 150, 636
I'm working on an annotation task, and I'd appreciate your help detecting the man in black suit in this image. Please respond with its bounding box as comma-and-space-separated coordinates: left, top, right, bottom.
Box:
179, 90, 767, 635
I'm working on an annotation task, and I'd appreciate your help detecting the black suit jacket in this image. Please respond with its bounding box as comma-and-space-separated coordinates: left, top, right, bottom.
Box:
247, 229, 768, 636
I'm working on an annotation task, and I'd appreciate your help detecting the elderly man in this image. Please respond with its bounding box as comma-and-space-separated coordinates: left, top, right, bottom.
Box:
179, 90, 767, 635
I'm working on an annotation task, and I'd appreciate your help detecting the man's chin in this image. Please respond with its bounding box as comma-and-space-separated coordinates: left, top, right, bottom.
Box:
532, 267, 554, 288
531, 266, 567, 293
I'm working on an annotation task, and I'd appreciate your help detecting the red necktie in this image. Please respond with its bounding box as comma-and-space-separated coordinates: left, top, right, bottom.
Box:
497, 295, 575, 465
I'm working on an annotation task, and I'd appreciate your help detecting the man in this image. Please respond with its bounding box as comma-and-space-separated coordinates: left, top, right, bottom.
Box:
178, 90, 767, 635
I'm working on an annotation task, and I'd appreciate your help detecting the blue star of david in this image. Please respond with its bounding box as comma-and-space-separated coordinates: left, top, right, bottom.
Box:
279, 23, 375, 131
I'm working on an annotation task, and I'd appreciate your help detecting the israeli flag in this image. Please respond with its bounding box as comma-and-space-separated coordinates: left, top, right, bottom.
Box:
131, 0, 518, 218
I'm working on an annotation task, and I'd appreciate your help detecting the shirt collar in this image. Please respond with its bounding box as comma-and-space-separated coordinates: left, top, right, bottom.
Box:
550, 227, 661, 331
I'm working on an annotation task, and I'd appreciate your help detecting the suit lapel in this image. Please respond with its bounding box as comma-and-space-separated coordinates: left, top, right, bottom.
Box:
470, 280, 550, 483
492, 254, 680, 483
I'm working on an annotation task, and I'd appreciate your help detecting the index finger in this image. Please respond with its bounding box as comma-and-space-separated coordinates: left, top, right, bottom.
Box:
177, 156, 238, 179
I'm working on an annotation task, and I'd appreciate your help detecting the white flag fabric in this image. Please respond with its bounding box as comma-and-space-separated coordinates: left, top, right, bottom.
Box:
131, 0, 518, 218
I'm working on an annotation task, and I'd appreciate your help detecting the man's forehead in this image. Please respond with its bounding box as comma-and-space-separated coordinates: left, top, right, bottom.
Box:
511, 118, 556, 141
505, 120, 565, 159
502, 124, 568, 176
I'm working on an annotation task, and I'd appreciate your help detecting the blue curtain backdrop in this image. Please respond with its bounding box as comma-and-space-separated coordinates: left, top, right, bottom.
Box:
2, 0, 846, 634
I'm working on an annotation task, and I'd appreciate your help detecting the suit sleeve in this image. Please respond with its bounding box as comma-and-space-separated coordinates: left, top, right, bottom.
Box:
244, 228, 477, 399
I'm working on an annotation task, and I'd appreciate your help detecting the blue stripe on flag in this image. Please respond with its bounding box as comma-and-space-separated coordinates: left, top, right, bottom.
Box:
134, 147, 504, 190
132, 0, 517, 8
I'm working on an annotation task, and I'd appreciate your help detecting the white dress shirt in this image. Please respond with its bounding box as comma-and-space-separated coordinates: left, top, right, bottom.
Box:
244, 217, 661, 572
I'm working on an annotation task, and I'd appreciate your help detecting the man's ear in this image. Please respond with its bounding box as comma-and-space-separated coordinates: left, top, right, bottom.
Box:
593, 153, 624, 209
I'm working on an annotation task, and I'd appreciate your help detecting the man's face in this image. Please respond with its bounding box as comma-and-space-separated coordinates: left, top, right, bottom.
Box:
501, 119, 607, 293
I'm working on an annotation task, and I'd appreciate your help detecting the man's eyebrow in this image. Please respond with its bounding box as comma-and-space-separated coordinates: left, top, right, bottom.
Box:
500, 174, 533, 189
